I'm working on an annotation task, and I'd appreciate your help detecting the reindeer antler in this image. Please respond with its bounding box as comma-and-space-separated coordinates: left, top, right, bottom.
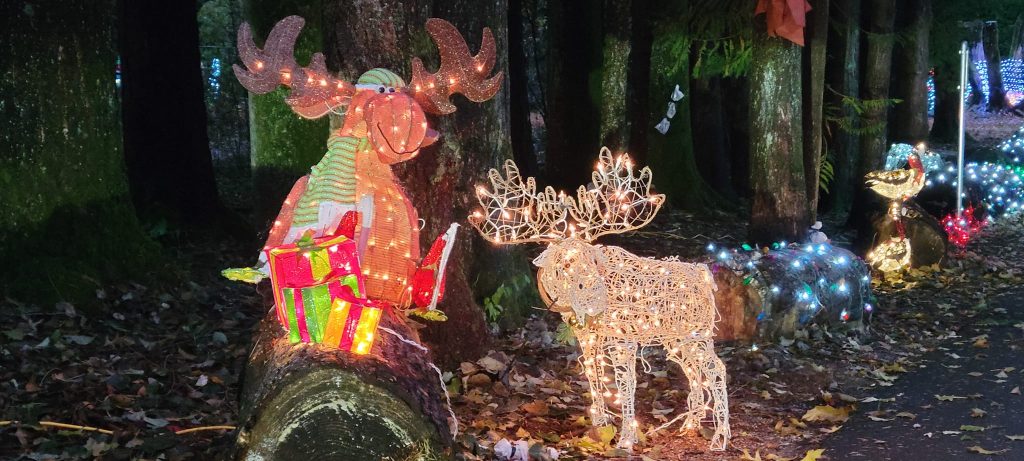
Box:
469, 160, 570, 244
234, 16, 354, 119
410, 19, 504, 115
567, 148, 665, 241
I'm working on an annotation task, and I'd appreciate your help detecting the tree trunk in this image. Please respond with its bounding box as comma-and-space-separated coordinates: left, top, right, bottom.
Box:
120, 0, 222, 225
509, 0, 538, 177
646, 25, 719, 211
749, 19, 809, 243
626, 0, 652, 164
231, 310, 451, 460
890, 0, 931, 144
544, 0, 600, 189
825, 0, 860, 216
692, 76, 736, 200
242, 0, 331, 232
598, 0, 632, 152
802, 0, 829, 220
848, 0, 896, 231
0, 1, 157, 304
983, 20, 1006, 112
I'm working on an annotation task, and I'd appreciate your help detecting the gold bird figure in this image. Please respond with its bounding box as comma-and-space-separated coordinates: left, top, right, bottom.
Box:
864, 154, 926, 201
866, 236, 911, 273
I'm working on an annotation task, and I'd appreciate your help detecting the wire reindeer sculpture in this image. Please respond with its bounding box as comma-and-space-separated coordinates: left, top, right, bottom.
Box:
468, 148, 730, 450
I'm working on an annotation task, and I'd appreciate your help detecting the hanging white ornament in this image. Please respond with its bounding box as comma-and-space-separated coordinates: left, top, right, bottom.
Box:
666, 102, 677, 119
655, 118, 671, 134
671, 84, 684, 101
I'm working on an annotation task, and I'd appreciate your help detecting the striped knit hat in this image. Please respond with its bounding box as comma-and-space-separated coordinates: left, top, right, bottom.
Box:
357, 68, 406, 88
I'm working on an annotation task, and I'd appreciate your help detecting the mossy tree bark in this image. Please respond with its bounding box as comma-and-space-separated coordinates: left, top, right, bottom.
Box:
232, 311, 450, 460
241, 0, 331, 232
0, 1, 157, 304
748, 21, 810, 244
598, 0, 633, 152
119, 0, 222, 226
891, 0, 932, 143
824, 0, 860, 216
802, 0, 829, 220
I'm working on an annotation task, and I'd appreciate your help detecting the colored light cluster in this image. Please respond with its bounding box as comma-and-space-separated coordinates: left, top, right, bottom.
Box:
926, 70, 935, 116
928, 162, 1023, 218
208, 57, 221, 99
965, 58, 1024, 108
708, 241, 873, 325
998, 125, 1024, 164
941, 205, 984, 250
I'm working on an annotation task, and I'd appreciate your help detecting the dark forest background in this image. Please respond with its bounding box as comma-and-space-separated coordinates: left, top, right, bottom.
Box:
4, 0, 1024, 359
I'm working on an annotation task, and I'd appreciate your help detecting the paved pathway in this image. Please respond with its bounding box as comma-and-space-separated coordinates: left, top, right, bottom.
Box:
824, 288, 1024, 460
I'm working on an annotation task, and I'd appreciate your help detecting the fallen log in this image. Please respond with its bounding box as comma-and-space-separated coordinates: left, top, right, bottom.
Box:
230, 298, 453, 460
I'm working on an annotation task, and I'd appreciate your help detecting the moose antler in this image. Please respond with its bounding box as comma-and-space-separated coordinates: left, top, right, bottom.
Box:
234, 16, 354, 119
567, 148, 665, 241
410, 19, 503, 115
469, 160, 570, 244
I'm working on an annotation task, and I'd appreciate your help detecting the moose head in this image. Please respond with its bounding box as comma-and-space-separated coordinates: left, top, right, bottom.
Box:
233, 15, 503, 164
469, 148, 665, 322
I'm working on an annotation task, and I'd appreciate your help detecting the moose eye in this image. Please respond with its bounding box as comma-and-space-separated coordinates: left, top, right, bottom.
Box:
388, 87, 396, 93
378, 86, 385, 93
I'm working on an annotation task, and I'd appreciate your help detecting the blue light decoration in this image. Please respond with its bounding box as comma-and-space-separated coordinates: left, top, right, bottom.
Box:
709, 241, 874, 335
884, 143, 943, 173
999, 125, 1024, 164
208, 57, 222, 99
928, 161, 1024, 218
115, 56, 122, 89
927, 70, 935, 116
965, 58, 1024, 108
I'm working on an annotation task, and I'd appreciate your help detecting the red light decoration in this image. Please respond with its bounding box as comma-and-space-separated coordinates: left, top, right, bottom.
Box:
941, 205, 984, 250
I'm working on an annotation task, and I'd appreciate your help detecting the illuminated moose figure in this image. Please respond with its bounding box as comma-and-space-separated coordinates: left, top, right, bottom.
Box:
234, 16, 501, 308
469, 148, 730, 450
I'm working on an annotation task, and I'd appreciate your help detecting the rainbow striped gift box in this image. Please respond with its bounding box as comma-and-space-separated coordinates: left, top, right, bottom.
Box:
266, 232, 383, 355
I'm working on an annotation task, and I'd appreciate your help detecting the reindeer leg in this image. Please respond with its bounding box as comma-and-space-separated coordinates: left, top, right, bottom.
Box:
692, 338, 730, 451
577, 333, 609, 426
666, 341, 708, 433
610, 342, 639, 449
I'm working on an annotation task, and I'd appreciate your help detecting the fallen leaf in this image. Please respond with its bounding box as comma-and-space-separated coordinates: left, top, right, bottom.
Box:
1006, 435, 1024, 441
521, 400, 550, 416
961, 425, 986, 432
895, 412, 917, 419
801, 405, 850, 423
967, 445, 1009, 455
935, 394, 967, 402
800, 449, 825, 461
971, 408, 987, 418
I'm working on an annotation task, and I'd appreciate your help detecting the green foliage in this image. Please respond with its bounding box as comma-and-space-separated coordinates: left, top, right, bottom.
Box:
482, 274, 534, 324
824, 89, 902, 137
818, 153, 836, 194
650, 0, 753, 79
555, 321, 577, 346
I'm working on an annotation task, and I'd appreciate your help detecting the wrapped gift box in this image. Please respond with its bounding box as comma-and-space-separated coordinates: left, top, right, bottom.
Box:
265, 226, 385, 354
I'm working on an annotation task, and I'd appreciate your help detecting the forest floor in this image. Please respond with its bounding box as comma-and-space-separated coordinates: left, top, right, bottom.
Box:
5, 208, 1019, 460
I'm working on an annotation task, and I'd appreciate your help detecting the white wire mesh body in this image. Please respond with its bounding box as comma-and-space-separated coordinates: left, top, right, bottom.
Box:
468, 148, 730, 451
541, 242, 730, 450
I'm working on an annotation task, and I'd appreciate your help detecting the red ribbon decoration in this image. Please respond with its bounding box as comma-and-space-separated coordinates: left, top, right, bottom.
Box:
755, 0, 813, 46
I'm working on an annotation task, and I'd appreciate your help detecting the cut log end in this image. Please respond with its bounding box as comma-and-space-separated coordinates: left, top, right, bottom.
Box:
233, 308, 451, 460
